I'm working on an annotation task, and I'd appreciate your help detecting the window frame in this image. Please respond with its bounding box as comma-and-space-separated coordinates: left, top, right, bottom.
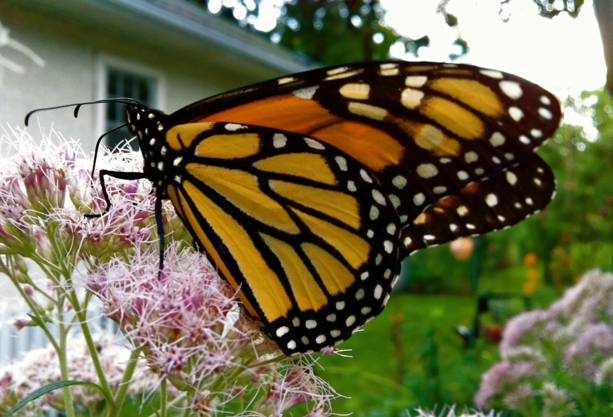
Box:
94, 53, 166, 147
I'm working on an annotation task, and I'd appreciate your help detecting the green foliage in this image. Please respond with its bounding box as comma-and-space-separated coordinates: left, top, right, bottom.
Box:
317, 293, 499, 415
198, 0, 586, 65
272, 0, 429, 65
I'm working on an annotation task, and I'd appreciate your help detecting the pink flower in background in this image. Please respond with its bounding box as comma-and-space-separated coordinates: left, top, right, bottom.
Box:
476, 270, 613, 413
499, 309, 549, 353
473, 361, 534, 408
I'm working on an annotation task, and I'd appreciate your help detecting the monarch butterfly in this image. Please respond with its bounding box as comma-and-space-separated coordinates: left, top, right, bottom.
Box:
26, 61, 560, 355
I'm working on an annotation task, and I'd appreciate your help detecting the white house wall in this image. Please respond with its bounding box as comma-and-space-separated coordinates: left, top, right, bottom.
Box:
0, 2, 309, 153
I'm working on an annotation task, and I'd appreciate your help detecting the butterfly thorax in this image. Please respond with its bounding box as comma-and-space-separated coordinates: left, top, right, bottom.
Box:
126, 104, 175, 198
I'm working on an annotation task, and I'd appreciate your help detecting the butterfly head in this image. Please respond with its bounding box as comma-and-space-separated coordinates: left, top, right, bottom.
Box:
126, 104, 166, 143
126, 104, 172, 194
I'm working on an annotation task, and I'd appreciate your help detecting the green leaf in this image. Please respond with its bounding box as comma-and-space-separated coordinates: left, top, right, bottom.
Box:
4, 380, 109, 416
27, 313, 47, 327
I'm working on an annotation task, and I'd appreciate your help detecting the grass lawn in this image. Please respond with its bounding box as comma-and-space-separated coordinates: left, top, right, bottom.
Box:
315, 293, 500, 416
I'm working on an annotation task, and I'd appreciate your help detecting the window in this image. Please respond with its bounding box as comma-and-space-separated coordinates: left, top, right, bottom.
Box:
104, 68, 157, 150
96, 55, 163, 151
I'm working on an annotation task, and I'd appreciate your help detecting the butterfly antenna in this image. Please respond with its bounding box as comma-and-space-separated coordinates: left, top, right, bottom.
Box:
90, 123, 129, 181
24, 97, 141, 126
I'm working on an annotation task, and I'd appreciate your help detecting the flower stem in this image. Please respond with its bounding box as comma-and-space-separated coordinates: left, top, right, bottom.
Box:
58, 309, 77, 417
112, 349, 140, 417
160, 378, 168, 417
67, 290, 115, 411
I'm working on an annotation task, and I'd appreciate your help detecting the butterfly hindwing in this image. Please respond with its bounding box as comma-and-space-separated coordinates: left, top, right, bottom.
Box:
399, 153, 556, 256
161, 122, 402, 355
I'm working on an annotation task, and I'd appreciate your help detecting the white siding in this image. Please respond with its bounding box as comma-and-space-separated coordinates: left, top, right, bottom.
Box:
0, 1, 309, 152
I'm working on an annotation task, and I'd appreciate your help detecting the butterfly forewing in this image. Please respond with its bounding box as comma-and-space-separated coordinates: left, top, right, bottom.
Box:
162, 122, 402, 355
172, 61, 560, 231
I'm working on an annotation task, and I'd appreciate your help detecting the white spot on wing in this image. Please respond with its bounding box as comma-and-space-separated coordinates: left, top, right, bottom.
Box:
490, 132, 505, 147
405, 75, 428, 87
499, 80, 523, 99
360, 169, 373, 183
225, 123, 245, 131
519, 135, 531, 145
481, 70, 503, 79
372, 189, 387, 205
293, 86, 319, 99
509, 107, 524, 122
374, 285, 383, 300
457, 170, 469, 180
304, 137, 325, 149
370, 206, 379, 220
506, 171, 518, 185
389, 194, 401, 208
384, 240, 393, 253
392, 175, 407, 189
539, 107, 553, 120
276, 326, 289, 337
273, 133, 287, 148
465, 151, 479, 163
413, 193, 425, 206
401, 88, 424, 109
327, 66, 348, 75
278, 76, 297, 85
416, 163, 438, 178
531, 129, 543, 138
325, 70, 363, 80
486, 193, 498, 207
339, 83, 370, 99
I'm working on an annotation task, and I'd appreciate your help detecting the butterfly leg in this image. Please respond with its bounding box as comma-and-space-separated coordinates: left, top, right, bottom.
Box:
155, 196, 165, 279
86, 169, 166, 279
84, 169, 147, 218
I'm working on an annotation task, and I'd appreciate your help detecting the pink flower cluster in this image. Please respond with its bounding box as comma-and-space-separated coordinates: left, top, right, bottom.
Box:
475, 269, 613, 414
0, 334, 159, 417
0, 127, 338, 416
85, 241, 338, 415
0, 127, 157, 264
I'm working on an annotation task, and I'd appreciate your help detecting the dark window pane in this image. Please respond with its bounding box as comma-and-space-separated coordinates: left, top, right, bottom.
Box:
104, 67, 156, 151
108, 70, 118, 95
